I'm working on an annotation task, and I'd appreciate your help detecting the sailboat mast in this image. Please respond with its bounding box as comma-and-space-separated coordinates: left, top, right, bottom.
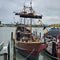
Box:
30, 1, 32, 37
24, 4, 26, 33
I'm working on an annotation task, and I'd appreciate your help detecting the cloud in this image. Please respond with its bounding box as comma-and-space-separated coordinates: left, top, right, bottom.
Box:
42, 16, 60, 24
0, 0, 60, 24
43, 16, 60, 19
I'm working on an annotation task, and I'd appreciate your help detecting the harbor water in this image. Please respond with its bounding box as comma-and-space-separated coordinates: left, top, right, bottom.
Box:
0, 27, 53, 60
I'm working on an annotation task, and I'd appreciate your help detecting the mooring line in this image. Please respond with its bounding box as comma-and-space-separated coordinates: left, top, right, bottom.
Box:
43, 50, 60, 60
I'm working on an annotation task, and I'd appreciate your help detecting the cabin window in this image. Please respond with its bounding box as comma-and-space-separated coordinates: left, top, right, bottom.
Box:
16, 32, 20, 41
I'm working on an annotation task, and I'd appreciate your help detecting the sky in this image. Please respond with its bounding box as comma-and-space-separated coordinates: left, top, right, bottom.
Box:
0, 0, 60, 25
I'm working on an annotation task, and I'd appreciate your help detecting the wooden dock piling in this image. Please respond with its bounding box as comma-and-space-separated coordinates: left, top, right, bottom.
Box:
4, 53, 7, 60
8, 42, 10, 60
13, 39, 16, 60
11, 32, 13, 40
52, 40, 57, 60
11, 32, 16, 60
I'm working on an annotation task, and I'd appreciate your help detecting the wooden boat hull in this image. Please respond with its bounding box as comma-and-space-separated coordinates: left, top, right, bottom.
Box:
15, 42, 48, 60
14, 26, 48, 60
15, 42, 48, 55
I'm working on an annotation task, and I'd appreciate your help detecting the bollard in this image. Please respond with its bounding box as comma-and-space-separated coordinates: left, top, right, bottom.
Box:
13, 39, 16, 60
4, 53, 7, 60
8, 42, 10, 60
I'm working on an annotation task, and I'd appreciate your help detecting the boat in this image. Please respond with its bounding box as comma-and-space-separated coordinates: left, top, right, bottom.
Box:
14, 2, 48, 60
43, 27, 60, 60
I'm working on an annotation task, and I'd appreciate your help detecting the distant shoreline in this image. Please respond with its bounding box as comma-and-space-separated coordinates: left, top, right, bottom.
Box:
0, 24, 60, 27
0, 24, 45, 27
0, 24, 50, 27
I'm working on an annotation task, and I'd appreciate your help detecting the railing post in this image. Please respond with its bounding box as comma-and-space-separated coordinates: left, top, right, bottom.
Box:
11, 32, 13, 40
11, 32, 16, 60
8, 42, 10, 60
4, 53, 7, 60
11, 32, 14, 48
52, 40, 57, 60
44, 34, 46, 43
13, 39, 16, 60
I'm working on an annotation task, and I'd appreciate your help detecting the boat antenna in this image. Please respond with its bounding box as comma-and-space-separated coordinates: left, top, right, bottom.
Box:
30, 0, 32, 7
23, 2, 26, 33
23, 2, 25, 12
30, 0, 33, 12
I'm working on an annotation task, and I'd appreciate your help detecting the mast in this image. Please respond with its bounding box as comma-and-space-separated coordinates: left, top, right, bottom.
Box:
24, 3, 26, 33
30, 1, 32, 39
15, 1, 42, 40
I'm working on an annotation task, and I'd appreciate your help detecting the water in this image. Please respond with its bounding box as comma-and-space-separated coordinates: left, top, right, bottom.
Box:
0, 27, 52, 60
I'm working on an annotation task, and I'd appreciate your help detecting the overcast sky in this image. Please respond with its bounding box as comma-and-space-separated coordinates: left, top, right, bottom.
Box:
0, 0, 60, 24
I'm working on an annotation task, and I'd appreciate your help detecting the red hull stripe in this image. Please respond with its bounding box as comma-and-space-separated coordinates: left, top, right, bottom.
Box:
22, 44, 48, 55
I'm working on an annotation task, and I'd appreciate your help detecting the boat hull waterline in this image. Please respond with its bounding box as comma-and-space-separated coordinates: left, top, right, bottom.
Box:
15, 41, 48, 60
